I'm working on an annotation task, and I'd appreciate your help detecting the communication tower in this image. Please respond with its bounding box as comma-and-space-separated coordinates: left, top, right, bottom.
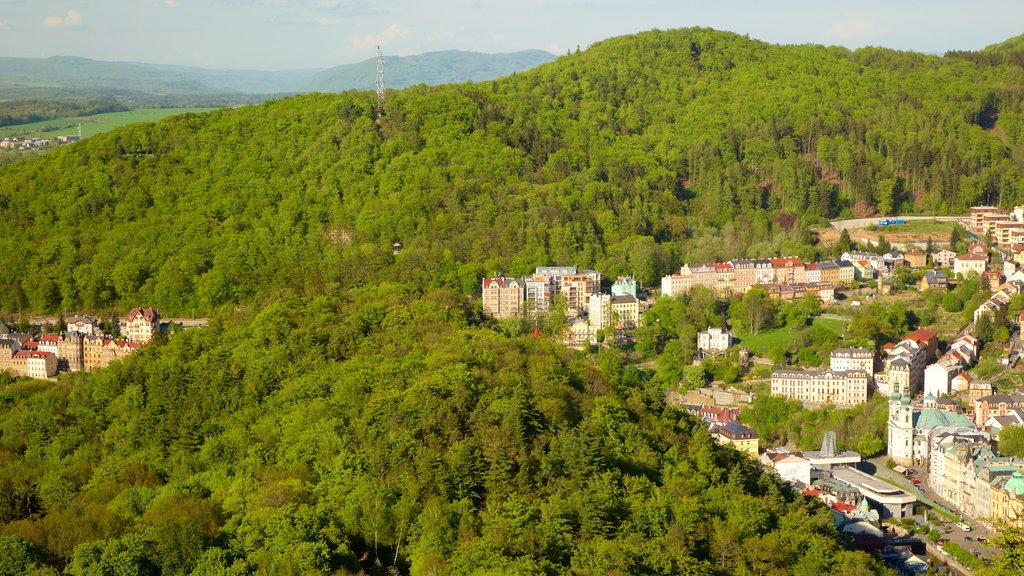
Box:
375, 45, 385, 118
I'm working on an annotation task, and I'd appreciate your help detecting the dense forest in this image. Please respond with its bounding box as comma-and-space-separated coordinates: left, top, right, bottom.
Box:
3, 28, 1024, 315
0, 288, 891, 575
5, 27, 1024, 573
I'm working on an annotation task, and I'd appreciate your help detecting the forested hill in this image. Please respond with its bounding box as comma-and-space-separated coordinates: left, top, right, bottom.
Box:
3, 28, 1024, 317
299, 50, 556, 92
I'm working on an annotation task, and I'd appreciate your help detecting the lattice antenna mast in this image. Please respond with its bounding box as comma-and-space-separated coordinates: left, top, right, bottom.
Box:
375, 45, 385, 118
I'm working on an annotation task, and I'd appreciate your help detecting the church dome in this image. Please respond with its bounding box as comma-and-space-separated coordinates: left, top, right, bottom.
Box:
1006, 471, 1024, 497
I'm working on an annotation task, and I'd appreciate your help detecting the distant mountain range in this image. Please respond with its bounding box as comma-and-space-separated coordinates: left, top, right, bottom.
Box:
0, 50, 556, 101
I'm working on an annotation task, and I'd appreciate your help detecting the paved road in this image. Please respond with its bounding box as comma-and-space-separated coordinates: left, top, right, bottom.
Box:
830, 216, 967, 231
866, 457, 996, 563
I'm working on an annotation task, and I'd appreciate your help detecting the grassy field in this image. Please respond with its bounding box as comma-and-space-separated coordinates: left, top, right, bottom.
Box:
739, 316, 846, 356
0, 108, 217, 139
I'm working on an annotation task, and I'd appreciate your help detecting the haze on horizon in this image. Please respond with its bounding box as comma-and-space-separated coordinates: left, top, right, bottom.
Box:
0, 0, 1022, 70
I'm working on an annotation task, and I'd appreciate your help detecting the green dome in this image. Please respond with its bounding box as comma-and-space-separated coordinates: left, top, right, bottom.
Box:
901, 395, 912, 405
1006, 471, 1024, 497
890, 392, 901, 401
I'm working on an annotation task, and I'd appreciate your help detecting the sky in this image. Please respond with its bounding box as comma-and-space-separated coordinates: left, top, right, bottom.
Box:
0, 0, 1023, 70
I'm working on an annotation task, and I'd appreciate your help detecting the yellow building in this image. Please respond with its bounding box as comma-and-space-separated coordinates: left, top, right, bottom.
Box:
711, 422, 759, 458
991, 471, 1024, 528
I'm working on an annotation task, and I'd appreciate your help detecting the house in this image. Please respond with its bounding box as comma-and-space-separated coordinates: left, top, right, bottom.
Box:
763, 450, 812, 485
933, 249, 957, 268
952, 371, 973, 393
697, 327, 734, 355
124, 307, 159, 343
525, 276, 556, 311
711, 421, 759, 458
66, 315, 101, 336
905, 249, 927, 269
985, 271, 1005, 291
611, 276, 637, 297
968, 242, 990, 258
10, 350, 57, 379
984, 408, 1024, 437
919, 270, 949, 291
852, 260, 876, 281
954, 254, 988, 278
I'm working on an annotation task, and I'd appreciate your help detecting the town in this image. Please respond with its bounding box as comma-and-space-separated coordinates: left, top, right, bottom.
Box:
0, 307, 159, 379
480, 207, 1024, 574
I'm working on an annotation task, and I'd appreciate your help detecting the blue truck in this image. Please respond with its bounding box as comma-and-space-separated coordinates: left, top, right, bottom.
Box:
878, 219, 906, 226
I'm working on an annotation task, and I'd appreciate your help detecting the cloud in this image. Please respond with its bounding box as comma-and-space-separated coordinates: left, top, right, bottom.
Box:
263, 0, 289, 5
313, 14, 344, 25
0, 20, 7, 29
826, 16, 881, 41
163, 0, 180, 6
43, 8, 81, 28
351, 23, 412, 49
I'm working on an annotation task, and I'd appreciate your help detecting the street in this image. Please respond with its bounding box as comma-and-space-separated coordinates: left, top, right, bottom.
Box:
865, 456, 998, 566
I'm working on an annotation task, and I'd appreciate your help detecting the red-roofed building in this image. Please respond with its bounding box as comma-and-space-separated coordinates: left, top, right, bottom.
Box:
770, 256, 806, 284
11, 349, 57, 379
37, 334, 60, 356
904, 328, 938, 362
124, 307, 160, 343
968, 242, 990, 257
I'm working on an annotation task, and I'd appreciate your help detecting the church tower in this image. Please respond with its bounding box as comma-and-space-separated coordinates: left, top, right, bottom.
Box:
887, 392, 914, 465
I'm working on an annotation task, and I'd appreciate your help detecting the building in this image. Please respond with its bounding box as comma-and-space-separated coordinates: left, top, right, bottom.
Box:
0, 336, 21, 373
482, 277, 525, 319
711, 421, 759, 458
887, 393, 977, 466
884, 339, 926, 397
10, 350, 57, 379
56, 332, 84, 372
66, 316, 101, 336
561, 271, 602, 313
972, 206, 1002, 232
975, 394, 1024, 427
904, 328, 938, 362
954, 254, 988, 278
697, 327, 734, 356
525, 276, 556, 311
830, 348, 874, 374
924, 360, 961, 398
611, 276, 637, 297
587, 294, 612, 330
610, 295, 641, 329
905, 249, 927, 269
933, 249, 957, 268
124, 307, 160, 343
919, 270, 949, 291
770, 369, 870, 406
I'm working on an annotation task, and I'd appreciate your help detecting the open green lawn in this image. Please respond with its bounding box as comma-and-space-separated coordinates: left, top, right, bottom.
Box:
0, 108, 217, 139
738, 316, 845, 356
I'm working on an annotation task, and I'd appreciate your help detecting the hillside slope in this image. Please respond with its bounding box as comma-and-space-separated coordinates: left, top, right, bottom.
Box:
2, 27, 1024, 317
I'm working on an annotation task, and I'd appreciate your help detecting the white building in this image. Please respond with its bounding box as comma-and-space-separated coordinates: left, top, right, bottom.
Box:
697, 327, 734, 355
830, 348, 873, 374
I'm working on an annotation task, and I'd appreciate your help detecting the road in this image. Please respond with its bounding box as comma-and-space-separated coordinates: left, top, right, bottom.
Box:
866, 456, 997, 565
830, 216, 967, 231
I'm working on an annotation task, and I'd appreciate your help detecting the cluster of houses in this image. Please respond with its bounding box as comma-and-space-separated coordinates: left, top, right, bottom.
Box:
482, 267, 646, 345
0, 307, 159, 380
